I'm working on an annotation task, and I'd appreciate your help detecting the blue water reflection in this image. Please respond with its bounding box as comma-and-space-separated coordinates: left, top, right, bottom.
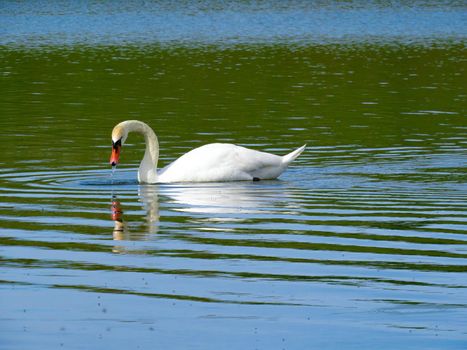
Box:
1, 1, 465, 47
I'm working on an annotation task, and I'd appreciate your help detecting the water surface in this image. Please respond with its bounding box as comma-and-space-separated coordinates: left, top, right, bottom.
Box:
1, 1, 467, 349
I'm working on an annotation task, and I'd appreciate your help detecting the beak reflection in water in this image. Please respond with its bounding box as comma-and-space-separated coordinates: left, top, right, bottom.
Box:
111, 196, 127, 240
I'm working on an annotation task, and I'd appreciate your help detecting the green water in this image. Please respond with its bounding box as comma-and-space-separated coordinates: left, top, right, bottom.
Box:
1, 2, 467, 349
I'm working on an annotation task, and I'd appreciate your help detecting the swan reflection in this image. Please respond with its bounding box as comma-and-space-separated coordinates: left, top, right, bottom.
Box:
111, 185, 159, 240
111, 181, 296, 240
163, 183, 285, 215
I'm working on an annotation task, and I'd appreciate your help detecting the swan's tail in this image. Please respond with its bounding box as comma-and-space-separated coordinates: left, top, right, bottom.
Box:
282, 144, 306, 165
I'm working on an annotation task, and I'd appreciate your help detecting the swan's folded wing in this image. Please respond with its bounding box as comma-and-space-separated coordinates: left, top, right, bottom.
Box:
158, 143, 284, 182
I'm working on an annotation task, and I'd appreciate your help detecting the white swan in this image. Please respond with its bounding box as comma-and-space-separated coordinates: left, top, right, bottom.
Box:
110, 120, 306, 183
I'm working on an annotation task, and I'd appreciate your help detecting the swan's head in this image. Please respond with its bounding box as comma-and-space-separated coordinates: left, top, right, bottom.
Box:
110, 123, 128, 166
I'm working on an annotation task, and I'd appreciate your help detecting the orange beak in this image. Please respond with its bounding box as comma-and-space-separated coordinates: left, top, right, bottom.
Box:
110, 141, 121, 166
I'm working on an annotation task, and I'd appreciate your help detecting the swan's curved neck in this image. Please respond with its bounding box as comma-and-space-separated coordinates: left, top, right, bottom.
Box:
121, 120, 159, 183
139, 124, 159, 183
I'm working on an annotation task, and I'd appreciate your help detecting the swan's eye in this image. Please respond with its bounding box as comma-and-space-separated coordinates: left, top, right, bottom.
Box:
112, 139, 122, 149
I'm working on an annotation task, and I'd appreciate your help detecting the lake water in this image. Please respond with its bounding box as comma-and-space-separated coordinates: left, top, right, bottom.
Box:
1, 1, 466, 349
